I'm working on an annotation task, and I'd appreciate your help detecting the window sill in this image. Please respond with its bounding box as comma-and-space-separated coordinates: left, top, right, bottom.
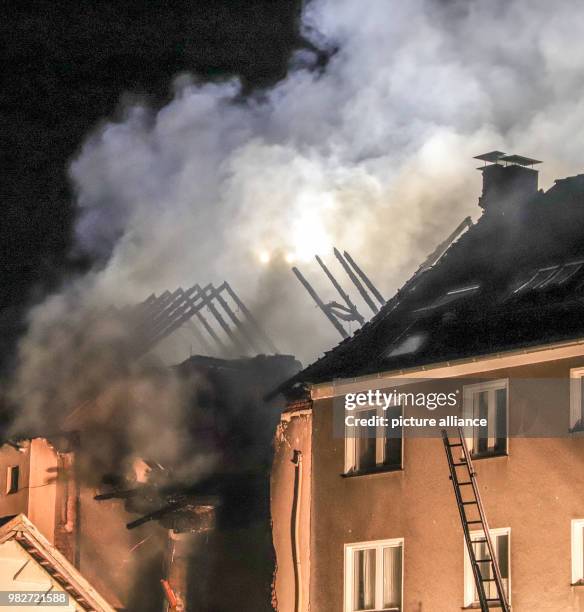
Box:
462, 605, 506, 610
351, 609, 400, 612
342, 465, 403, 478
571, 580, 584, 586
471, 451, 508, 461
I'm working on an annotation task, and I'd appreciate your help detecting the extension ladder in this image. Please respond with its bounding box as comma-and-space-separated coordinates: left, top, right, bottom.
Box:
441, 427, 511, 611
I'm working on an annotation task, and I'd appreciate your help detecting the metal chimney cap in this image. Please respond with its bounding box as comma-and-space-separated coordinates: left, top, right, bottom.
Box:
500, 154, 542, 167
474, 150, 507, 163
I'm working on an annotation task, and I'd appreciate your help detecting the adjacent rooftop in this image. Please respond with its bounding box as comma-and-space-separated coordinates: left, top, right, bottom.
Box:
278, 158, 584, 397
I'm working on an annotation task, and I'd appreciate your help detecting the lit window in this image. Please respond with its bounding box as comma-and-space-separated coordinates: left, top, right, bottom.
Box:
345, 405, 403, 474
345, 539, 403, 612
6, 466, 19, 494
572, 519, 584, 585
570, 368, 584, 432
464, 528, 510, 607
463, 380, 508, 457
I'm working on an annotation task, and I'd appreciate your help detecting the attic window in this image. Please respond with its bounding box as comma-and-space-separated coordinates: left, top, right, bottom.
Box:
513, 261, 584, 294
414, 285, 480, 313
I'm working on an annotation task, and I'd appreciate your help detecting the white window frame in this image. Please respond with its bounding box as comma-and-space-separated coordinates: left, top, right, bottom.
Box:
463, 527, 511, 607
570, 368, 584, 432
462, 379, 509, 456
344, 538, 404, 612
571, 519, 584, 584
344, 404, 403, 474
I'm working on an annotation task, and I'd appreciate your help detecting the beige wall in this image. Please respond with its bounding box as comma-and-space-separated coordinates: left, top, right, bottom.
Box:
0, 442, 30, 519
28, 438, 59, 543
271, 410, 312, 612
279, 356, 584, 611
0, 439, 59, 544
0, 438, 166, 610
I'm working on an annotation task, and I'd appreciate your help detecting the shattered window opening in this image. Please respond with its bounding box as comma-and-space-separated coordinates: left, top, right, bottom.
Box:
6, 466, 19, 495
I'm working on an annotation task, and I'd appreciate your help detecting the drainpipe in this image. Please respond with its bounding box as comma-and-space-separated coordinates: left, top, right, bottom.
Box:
291, 450, 303, 612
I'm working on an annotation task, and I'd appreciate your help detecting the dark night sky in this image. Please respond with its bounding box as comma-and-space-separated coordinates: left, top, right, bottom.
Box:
0, 1, 306, 364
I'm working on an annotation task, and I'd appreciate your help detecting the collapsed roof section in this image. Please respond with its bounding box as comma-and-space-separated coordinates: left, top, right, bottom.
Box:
94, 352, 301, 532
292, 249, 385, 339
127, 281, 277, 359
277, 165, 584, 397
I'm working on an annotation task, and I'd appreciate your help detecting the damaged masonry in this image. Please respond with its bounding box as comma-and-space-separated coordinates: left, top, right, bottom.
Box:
0, 282, 300, 611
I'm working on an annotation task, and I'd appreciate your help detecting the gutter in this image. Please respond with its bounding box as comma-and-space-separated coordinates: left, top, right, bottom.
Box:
310, 335, 584, 399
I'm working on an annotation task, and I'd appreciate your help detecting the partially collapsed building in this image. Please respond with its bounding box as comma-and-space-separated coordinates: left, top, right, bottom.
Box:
272, 154, 584, 611
5, 151, 584, 611
0, 280, 299, 611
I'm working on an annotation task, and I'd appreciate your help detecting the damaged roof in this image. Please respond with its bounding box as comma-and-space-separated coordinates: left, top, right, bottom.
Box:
280, 171, 584, 395
0, 514, 116, 612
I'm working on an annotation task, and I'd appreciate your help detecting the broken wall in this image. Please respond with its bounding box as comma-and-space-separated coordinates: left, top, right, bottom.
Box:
271, 402, 312, 612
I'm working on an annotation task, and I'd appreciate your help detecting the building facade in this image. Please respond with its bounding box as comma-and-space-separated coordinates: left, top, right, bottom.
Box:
272, 157, 584, 611
274, 348, 584, 611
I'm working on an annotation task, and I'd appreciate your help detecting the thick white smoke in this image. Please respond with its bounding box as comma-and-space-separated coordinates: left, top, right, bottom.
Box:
6, 4, 584, 591
9, 0, 584, 432
7, 5, 584, 603
67, 0, 584, 363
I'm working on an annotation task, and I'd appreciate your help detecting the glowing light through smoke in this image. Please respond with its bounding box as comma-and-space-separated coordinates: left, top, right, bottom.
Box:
258, 251, 271, 264
288, 191, 334, 262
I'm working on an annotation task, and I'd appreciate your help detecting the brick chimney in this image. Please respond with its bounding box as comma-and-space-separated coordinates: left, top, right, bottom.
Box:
475, 152, 541, 212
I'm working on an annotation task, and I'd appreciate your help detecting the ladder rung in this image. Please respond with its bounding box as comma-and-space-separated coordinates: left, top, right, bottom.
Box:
443, 430, 507, 610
